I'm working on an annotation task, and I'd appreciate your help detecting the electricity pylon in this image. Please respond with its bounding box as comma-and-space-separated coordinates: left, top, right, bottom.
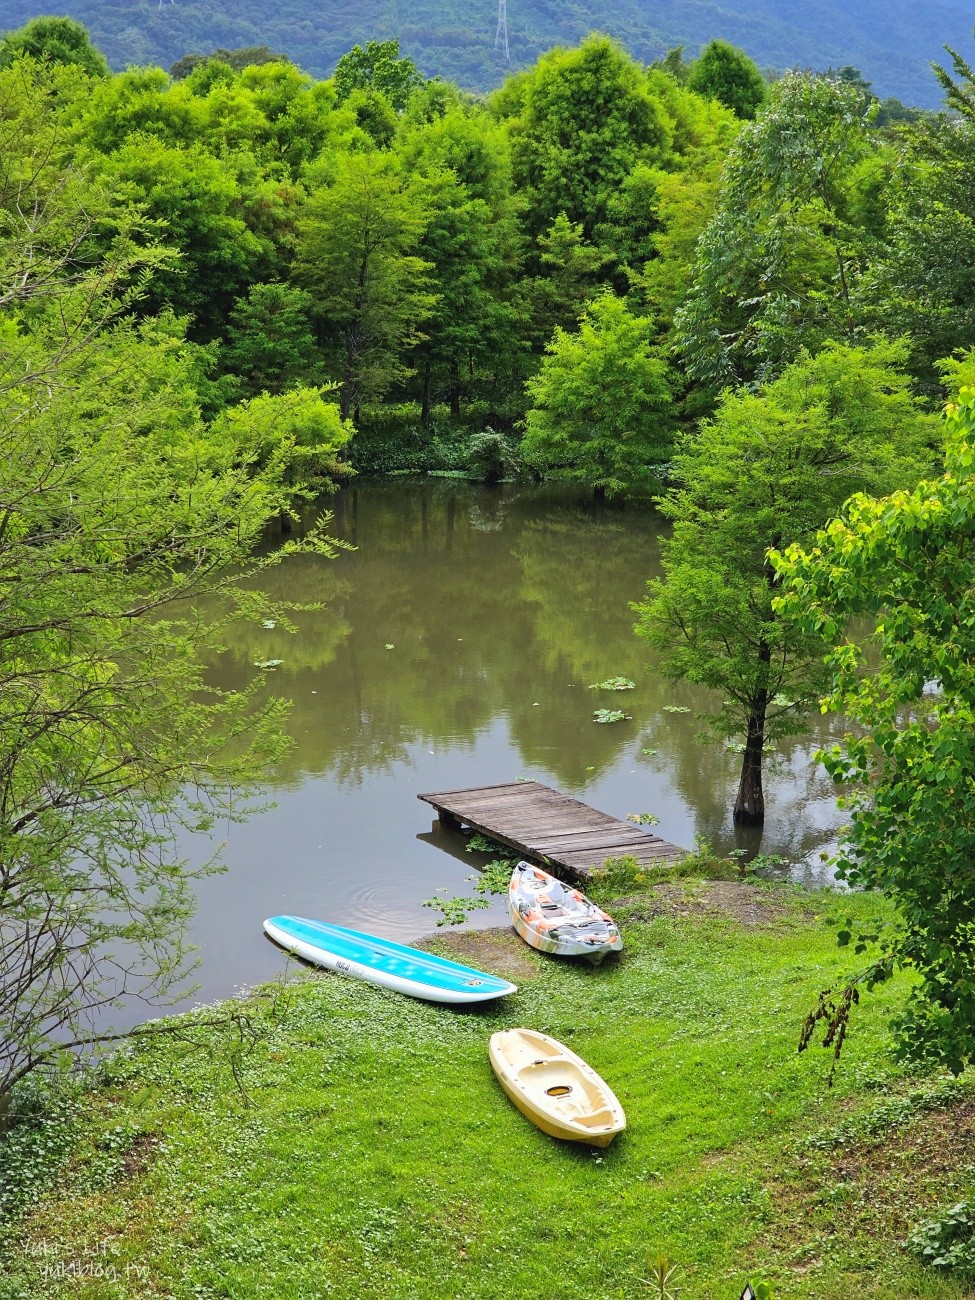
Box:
495, 0, 510, 62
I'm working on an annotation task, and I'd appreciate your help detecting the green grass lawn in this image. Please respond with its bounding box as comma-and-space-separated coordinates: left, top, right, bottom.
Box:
2, 880, 973, 1299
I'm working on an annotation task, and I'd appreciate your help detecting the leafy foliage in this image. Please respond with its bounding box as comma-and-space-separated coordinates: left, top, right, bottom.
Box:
523, 294, 675, 498
635, 339, 935, 823
0, 15, 108, 76
492, 35, 671, 241
687, 39, 766, 119
333, 40, 424, 113
0, 64, 342, 1097
906, 1202, 975, 1272
676, 72, 882, 391
773, 384, 975, 1071
295, 151, 435, 419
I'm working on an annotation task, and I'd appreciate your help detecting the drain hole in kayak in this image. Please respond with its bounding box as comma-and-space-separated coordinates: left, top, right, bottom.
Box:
545, 1085, 573, 1097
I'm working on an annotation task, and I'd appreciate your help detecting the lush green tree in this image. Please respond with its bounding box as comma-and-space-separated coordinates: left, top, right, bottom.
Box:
0, 141, 338, 1099
521, 214, 608, 352
676, 72, 883, 392
222, 282, 320, 396
296, 152, 435, 420
0, 17, 108, 77
211, 385, 353, 488
77, 59, 349, 176
492, 35, 670, 241
624, 77, 738, 352
333, 39, 423, 113
634, 340, 936, 825
88, 134, 269, 335
687, 39, 766, 120
773, 379, 975, 1073
343, 86, 398, 148
631, 147, 727, 346
232, 61, 350, 174
522, 293, 675, 499
397, 105, 522, 420
864, 51, 975, 391
643, 65, 740, 162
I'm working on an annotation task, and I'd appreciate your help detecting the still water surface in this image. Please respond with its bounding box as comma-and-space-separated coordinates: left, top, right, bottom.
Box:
162, 480, 845, 1018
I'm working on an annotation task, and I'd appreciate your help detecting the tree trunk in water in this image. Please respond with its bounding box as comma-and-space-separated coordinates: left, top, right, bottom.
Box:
734, 640, 772, 825
734, 713, 766, 825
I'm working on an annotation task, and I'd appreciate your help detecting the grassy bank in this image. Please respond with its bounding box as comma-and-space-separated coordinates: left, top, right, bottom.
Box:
1, 880, 973, 1299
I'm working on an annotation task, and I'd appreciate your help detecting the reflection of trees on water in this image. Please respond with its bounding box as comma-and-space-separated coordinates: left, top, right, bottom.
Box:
199, 482, 852, 869
514, 515, 657, 681
636, 697, 849, 865
211, 482, 662, 789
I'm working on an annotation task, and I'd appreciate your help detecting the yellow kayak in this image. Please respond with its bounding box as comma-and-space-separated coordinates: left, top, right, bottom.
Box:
488, 1028, 626, 1147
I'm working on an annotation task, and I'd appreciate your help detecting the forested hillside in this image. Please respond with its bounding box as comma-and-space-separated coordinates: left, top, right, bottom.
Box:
4, 0, 975, 104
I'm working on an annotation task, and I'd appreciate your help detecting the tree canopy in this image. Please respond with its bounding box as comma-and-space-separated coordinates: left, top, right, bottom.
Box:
634, 340, 936, 823
773, 379, 975, 1072
687, 38, 766, 119
522, 293, 675, 499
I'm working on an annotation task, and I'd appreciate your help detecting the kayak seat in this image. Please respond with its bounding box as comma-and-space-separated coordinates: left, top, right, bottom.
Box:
574, 1107, 617, 1128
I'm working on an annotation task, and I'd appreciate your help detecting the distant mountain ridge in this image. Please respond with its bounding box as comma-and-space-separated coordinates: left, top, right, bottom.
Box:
4, 0, 975, 105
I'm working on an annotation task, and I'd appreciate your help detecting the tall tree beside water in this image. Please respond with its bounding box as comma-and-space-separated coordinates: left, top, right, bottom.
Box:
522, 294, 675, 500
634, 340, 937, 825
296, 151, 436, 421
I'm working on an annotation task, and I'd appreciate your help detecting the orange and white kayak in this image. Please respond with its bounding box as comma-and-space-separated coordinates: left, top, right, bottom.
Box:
489, 1028, 626, 1147
508, 861, 623, 962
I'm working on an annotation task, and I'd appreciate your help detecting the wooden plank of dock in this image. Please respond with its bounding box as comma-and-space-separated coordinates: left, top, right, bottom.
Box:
418, 780, 686, 881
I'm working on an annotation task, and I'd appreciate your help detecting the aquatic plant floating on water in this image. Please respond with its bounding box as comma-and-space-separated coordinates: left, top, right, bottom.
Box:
588, 676, 636, 691
253, 659, 283, 669
593, 709, 630, 724
662, 705, 690, 714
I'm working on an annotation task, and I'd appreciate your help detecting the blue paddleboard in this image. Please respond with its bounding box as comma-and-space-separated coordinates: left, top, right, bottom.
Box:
263, 916, 518, 1004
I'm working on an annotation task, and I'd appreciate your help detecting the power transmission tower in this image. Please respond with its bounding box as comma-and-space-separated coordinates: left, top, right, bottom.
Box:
495, 0, 509, 62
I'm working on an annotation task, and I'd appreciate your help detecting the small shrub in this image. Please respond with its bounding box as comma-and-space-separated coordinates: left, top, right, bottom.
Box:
906, 1201, 975, 1271
464, 428, 522, 483
589, 854, 650, 898
675, 837, 741, 881
642, 1251, 679, 1297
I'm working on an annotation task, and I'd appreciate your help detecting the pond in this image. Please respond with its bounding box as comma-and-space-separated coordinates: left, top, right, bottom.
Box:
160, 480, 845, 1019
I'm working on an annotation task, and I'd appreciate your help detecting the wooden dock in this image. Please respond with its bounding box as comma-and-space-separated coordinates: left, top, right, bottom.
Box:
418, 780, 686, 881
